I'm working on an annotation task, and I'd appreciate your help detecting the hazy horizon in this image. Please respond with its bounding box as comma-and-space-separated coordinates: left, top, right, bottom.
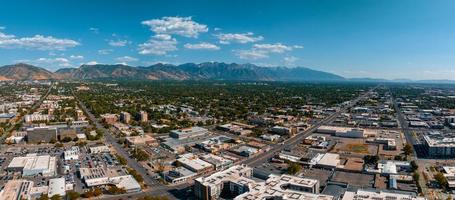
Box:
1, 0, 455, 80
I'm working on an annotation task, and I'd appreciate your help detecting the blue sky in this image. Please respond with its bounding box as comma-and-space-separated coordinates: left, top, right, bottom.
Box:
1, 0, 455, 80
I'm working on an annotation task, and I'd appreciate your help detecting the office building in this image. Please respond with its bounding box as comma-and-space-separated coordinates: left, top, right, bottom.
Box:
170, 126, 209, 140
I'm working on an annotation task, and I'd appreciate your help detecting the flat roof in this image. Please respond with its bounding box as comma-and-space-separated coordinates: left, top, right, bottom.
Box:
48, 178, 66, 197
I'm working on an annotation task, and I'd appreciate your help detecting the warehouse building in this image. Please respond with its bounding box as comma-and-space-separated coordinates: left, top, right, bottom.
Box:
7, 154, 57, 177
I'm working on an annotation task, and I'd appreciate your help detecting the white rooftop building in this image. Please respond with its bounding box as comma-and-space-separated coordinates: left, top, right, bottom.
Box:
177, 153, 214, 173
64, 146, 80, 161
194, 165, 332, 200
48, 178, 66, 197
7, 154, 56, 177
342, 189, 425, 200
0, 179, 34, 200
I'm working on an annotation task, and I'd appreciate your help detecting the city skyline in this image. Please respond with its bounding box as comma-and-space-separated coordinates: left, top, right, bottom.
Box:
1, 0, 455, 80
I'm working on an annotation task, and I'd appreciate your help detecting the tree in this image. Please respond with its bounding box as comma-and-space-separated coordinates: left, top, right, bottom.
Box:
363, 155, 379, 165
403, 144, 413, 157
50, 194, 61, 200
287, 162, 301, 175
116, 154, 127, 165
66, 191, 80, 200
434, 172, 448, 189
107, 185, 126, 194
37, 194, 49, 200
93, 187, 103, 196
410, 161, 418, 171
137, 195, 170, 200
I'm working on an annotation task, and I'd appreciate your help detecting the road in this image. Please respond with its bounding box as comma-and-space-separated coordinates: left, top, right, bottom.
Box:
242, 86, 377, 167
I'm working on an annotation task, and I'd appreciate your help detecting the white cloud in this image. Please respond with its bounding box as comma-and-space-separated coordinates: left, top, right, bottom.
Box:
253, 43, 302, 53
284, 56, 299, 66
108, 39, 130, 47
216, 32, 263, 44
235, 49, 268, 60
19, 57, 74, 68
89, 27, 99, 34
98, 49, 113, 55
138, 36, 177, 55
184, 42, 220, 50
141, 16, 208, 38
115, 56, 138, 63
236, 43, 303, 60
0, 31, 79, 51
86, 61, 98, 65
70, 55, 84, 60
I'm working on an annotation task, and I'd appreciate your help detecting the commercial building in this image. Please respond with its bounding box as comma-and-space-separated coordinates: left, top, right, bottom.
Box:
341, 189, 424, 200
7, 154, 57, 177
271, 125, 297, 136
64, 146, 80, 161
125, 134, 157, 147
26, 126, 57, 143
231, 145, 259, 157
217, 123, 254, 136
423, 131, 455, 157
194, 165, 330, 200
176, 153, 214, 173
170, 126, 209, 140
316, 126, 374, 138
163, 167, 197, 184
89, 145, 110, 154
0, 179, 34, 200
200, 154, 233, 170
79, 167, 141, 192
48, 177, 66, 197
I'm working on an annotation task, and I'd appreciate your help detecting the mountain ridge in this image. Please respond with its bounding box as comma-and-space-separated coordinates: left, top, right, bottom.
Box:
0, 62, 345, 81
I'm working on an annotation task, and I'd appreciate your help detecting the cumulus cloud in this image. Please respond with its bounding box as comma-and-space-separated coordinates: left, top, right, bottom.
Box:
236, 43, 303, 60
235, 49, 268, 60
115, 56, 138, 63
141, 16, 208, 38
0, 31, 79, 51
108, 39, 131, 47
138, 35, 177, 55
253, 43, 302, 53
16, 57, 74, 69
86, 61, 98, 65
98, 49, 113, 55
184, 42, 220, 50
69, 55, 84, 60
216, 32, 263, 44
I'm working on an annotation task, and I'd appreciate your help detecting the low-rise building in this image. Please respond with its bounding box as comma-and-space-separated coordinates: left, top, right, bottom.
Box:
79, 167, 141, 193
423, 131, 455, 157
170, 126, 209, 140
64, 146, 80, 161
48, 177, 66, 197
176, 153, 213, 173
125, 134, 158, 147
200, 154, 233, 170
89, 145, 110, 154
341, 189, 424, 200
0, 179, 34, 200
7, 154, 57, 177
163, 167, 197, 184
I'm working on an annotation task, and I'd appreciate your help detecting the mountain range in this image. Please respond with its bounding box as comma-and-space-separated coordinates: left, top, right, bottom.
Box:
1, 63, 454, 84
0, 62, 345, 81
